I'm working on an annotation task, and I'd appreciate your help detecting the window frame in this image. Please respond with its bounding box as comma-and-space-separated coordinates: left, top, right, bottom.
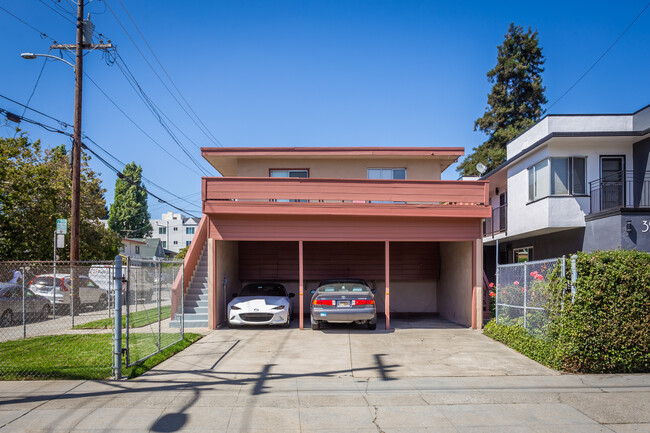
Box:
528, 157, 587, 202
367, 168, 407, 180
158, 227, 166, 235
268, 168, 310, 178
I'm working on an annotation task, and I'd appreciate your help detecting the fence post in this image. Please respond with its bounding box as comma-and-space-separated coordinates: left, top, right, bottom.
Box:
181, 261, 185, 340
495, 265, 499, 324
21, 266, 26, 339
571, 254, 578, 304
523, 261, 527, 329
157, 261, 162, 350
125, 258, 130, 367
561, 255, 566, 311
113, 255, 123, 380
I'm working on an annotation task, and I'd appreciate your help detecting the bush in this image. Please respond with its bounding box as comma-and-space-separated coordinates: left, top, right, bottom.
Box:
546, 249, 650, 373
486, 249, 650, 374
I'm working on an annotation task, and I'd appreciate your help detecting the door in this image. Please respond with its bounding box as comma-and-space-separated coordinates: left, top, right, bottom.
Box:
498, 192, 507, 232
600, 157, 625, 210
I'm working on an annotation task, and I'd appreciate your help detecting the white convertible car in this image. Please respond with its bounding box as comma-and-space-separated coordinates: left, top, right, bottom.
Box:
227, 283, 294, 327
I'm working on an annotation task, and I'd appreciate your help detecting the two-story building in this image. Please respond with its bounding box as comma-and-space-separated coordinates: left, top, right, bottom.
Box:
481, 104, 650, 279
173, 147, 491, 330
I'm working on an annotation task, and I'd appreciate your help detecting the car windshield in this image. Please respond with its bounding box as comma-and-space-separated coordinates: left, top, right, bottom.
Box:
318, 283, 370, 293
239, 284, 286, 297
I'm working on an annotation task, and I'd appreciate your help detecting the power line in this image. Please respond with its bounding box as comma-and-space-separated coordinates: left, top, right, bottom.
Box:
103, 0, 223, 148
115, 0, 223, 147
0, 93, 71, 128
0, 5, 57, 41
38, 0, 77, 25
1, 105, 201, 218
547, 2, 650, 111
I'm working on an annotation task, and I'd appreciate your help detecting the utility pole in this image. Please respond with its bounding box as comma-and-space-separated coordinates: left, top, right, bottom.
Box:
49, 1, 112, 314
50, 3, 113, 267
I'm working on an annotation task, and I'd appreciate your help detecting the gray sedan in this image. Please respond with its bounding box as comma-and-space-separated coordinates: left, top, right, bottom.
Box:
0, 283, 52, 327
310, 281, 377, 330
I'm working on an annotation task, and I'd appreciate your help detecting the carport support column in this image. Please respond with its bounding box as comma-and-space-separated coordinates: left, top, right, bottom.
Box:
299, 240, 304, 330
208, 238, 217, 329
472, 238, 483, 330
385, 241, 390, 330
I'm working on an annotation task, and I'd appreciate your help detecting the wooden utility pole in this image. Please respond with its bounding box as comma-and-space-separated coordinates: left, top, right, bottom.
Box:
48, 1, 112, 315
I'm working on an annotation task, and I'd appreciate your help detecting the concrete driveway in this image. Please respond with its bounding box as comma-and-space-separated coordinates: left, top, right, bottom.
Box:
2, 317, 649, 432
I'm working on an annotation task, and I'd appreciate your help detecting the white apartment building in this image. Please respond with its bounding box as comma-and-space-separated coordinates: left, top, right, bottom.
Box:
149, 211, 200, 253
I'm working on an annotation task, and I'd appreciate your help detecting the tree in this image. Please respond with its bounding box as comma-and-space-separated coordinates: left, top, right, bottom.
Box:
0, 134, 121, 260
108, 162, 152, 238
175, 245, 189, 259
458, 23, 547, 176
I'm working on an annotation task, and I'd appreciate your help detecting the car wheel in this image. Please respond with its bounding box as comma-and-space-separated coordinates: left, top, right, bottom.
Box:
311, 320, 320, 330
0, 310, 13, 327
96, 294, 108, 310
283, 313, 291, 328
367, 321, 377, 330
227, 321, 234, 329
41, 304, 52, 320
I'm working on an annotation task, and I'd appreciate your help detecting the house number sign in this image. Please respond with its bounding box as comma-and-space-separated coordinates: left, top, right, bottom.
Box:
643, 221, 649, 233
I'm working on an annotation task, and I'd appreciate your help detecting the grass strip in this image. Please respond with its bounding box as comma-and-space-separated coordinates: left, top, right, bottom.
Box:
0, 333, 201, 380
73, 305, 172, 329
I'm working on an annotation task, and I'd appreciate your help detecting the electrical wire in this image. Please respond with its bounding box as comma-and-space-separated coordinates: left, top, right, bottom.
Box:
38, 0, 77, 25
0, 5, 57, 41
13, 55, 50, 140
0, 93, 71, 129
103, 0, 223, 148
547, 2, 650, 111
0, 105, 201, 218
115, 0, 223, 147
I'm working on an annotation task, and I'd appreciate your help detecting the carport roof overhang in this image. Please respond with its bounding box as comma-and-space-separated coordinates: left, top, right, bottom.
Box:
204, 212, 485, 242
201, 146, 464, 176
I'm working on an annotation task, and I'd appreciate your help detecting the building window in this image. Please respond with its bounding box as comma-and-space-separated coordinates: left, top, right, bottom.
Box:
135, 246, 140, 254
367, 168, 406, 180
159, 227, 166, 235
186, 227, 195, 235
513, 247, 533, 263
173, 241, 178, 245
269, 169, 309, 178
528, 157, 585, 201
186, 241, 191, 246
162, 241, 166, 248
173, 227, 178, 231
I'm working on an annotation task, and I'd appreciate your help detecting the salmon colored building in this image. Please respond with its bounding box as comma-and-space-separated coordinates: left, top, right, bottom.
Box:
172, 147, 491, 330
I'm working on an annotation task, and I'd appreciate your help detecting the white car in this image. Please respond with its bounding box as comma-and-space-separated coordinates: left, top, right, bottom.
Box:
228, 283, 294, 328
28, 274, 108, 312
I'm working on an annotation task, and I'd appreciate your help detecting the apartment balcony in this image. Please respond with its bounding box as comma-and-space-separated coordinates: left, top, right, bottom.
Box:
483, 203, 507, 237
202, 177, 491, 219
589, 171, 650, 214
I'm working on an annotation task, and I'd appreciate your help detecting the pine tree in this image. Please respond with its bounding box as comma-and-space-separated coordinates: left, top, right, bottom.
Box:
108, 162, 152, 238
459, 23, 547, 176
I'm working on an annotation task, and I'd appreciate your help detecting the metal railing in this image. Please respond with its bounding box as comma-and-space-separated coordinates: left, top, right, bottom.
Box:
484, 203, 507, 237
589, 170, 650, 213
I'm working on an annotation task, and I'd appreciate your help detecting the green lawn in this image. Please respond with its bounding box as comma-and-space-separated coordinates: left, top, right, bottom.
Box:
0, 333, 202, 380
73, 305, 172, 329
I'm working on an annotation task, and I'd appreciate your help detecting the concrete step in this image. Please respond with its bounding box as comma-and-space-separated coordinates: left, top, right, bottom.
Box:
182, 312, 208, 321
183, 306, 208, 314
185, 293, 208, 301
169, 319, 208, 328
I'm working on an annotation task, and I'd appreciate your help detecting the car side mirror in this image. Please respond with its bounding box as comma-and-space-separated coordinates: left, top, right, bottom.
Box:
310, 290, 315, 294
231, 293, 237, 298
288, 293, 295, 298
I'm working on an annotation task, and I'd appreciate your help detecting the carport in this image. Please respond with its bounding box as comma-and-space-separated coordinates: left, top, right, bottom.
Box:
202, 210, 485, 330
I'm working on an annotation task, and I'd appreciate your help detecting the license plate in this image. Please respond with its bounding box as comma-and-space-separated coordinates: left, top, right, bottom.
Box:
338, 300, 350, 307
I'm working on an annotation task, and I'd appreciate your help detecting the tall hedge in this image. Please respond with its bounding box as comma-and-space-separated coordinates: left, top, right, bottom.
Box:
485, 250, 650, 373
546, 250, 650, 373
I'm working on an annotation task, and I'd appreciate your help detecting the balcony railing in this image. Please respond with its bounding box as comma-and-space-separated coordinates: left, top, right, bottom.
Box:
589, 171, 650, 214
202, 177, 491, 218
483, 203, 507, 237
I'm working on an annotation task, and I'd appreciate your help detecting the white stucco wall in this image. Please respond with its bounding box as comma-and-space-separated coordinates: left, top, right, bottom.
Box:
633, 105, 650, 131
507, 118, 550, 158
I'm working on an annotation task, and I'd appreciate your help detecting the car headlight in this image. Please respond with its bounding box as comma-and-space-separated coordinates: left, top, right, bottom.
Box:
271, 305, 285, 310
231, 306, 241, 310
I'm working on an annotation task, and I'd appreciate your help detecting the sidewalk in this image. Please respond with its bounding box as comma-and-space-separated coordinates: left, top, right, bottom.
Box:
1, 321, 649, 432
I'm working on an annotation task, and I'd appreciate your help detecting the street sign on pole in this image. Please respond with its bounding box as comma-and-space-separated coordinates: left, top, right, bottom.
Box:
56, 219, 68, 235
56, 234, 65, 249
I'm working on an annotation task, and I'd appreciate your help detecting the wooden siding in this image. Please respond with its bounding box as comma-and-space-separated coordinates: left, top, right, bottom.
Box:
239, 241, 440, 281
208, 214, 482, 242
204, 177, 489, 206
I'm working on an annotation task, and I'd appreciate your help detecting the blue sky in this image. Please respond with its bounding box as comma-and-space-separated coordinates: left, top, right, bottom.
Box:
1, 1, 649, 219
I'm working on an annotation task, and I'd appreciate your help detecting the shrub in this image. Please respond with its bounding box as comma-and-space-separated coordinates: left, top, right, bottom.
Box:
486, 250, 650, 374
546, 249, 650, 373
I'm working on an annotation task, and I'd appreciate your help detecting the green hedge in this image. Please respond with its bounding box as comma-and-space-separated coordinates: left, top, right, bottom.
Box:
486, 249, 650, 374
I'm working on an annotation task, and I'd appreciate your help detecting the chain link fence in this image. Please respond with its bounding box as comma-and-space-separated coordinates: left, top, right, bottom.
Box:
495, 257, 564, 337
0, 258, 184, 379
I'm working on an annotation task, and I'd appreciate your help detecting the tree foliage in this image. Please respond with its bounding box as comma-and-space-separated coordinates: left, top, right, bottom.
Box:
459, 23, 547, 176
175, 245, 189, 260
108, 162, 152, 238
0, 133, 121, 260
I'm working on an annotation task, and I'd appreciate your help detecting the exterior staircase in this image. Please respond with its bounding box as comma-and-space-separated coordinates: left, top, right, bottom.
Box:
170, 244, 208, 328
